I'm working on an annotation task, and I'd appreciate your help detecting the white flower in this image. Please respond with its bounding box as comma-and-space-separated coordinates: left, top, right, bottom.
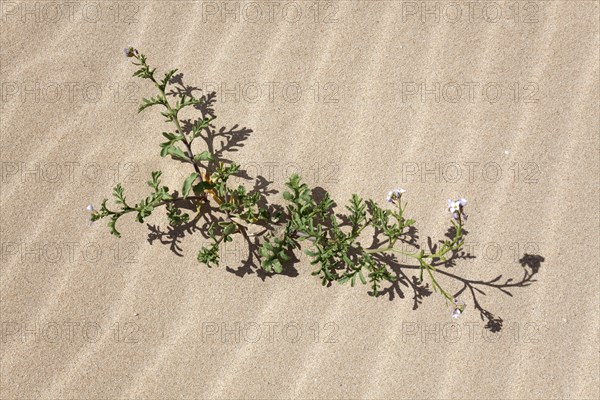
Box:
447, 199, 460, 213
386, 188, 406, 203
451, 308, 462, 319
448, 198, 468, 221
85, 204, 95, 226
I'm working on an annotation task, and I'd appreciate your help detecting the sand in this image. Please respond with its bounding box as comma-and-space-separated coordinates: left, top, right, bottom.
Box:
1, 0, 599, 398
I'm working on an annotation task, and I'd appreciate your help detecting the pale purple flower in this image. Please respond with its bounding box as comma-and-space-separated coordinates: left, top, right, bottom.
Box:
386, 188, 406, 203
451, 308, 462, 319
447, 199, 460, 213
448, 198, 468, 222
451, 298, 466, 319
86, 204, 96, 226
124, 46, 138, 58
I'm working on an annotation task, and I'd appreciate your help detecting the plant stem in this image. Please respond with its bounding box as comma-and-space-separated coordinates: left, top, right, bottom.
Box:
109, 196, 205, 217
422, 259, 453, 302
354, 219, 372, 237
152, 79, 202, 178
365, 246, 420, 258
142, 59, 227, 207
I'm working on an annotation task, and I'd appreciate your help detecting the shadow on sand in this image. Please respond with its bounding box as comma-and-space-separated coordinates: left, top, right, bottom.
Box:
145, 74, 544, 332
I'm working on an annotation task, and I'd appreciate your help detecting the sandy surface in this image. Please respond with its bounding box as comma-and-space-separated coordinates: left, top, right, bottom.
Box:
1, 1, 599, 399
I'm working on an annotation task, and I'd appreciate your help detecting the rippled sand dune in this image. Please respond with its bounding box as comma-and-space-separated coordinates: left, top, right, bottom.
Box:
1, 1, 598, 399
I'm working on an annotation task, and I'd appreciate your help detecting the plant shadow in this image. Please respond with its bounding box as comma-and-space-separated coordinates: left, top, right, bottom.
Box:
146, 75, 544, 331
146, 73, 284, 277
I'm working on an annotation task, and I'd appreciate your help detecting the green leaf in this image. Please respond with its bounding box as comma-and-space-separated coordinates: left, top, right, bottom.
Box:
358, 270, 367, 285
342, 254, 353, 267
160, 68, 178, 90
193, 151, 214, 162
197, 243, 219, 268
191, 116, 216, 138
272, 259, 283, 273
167, 146, 188, 161
222, 223, 237, 237
279, 251, 290, 261
108, 215, 121, 238
166, 203, 189, 225
112, 184, 127, 206
192, 181, 215, 196
147, 171, 162, 189
261, 259, 272, 272
160, 144, 171, 157
182, 172, 199, 198
138, 95, 166, 113
160, 109, 177, 122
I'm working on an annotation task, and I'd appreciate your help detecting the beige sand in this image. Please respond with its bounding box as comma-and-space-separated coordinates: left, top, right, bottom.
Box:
1, 1, 599, 398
